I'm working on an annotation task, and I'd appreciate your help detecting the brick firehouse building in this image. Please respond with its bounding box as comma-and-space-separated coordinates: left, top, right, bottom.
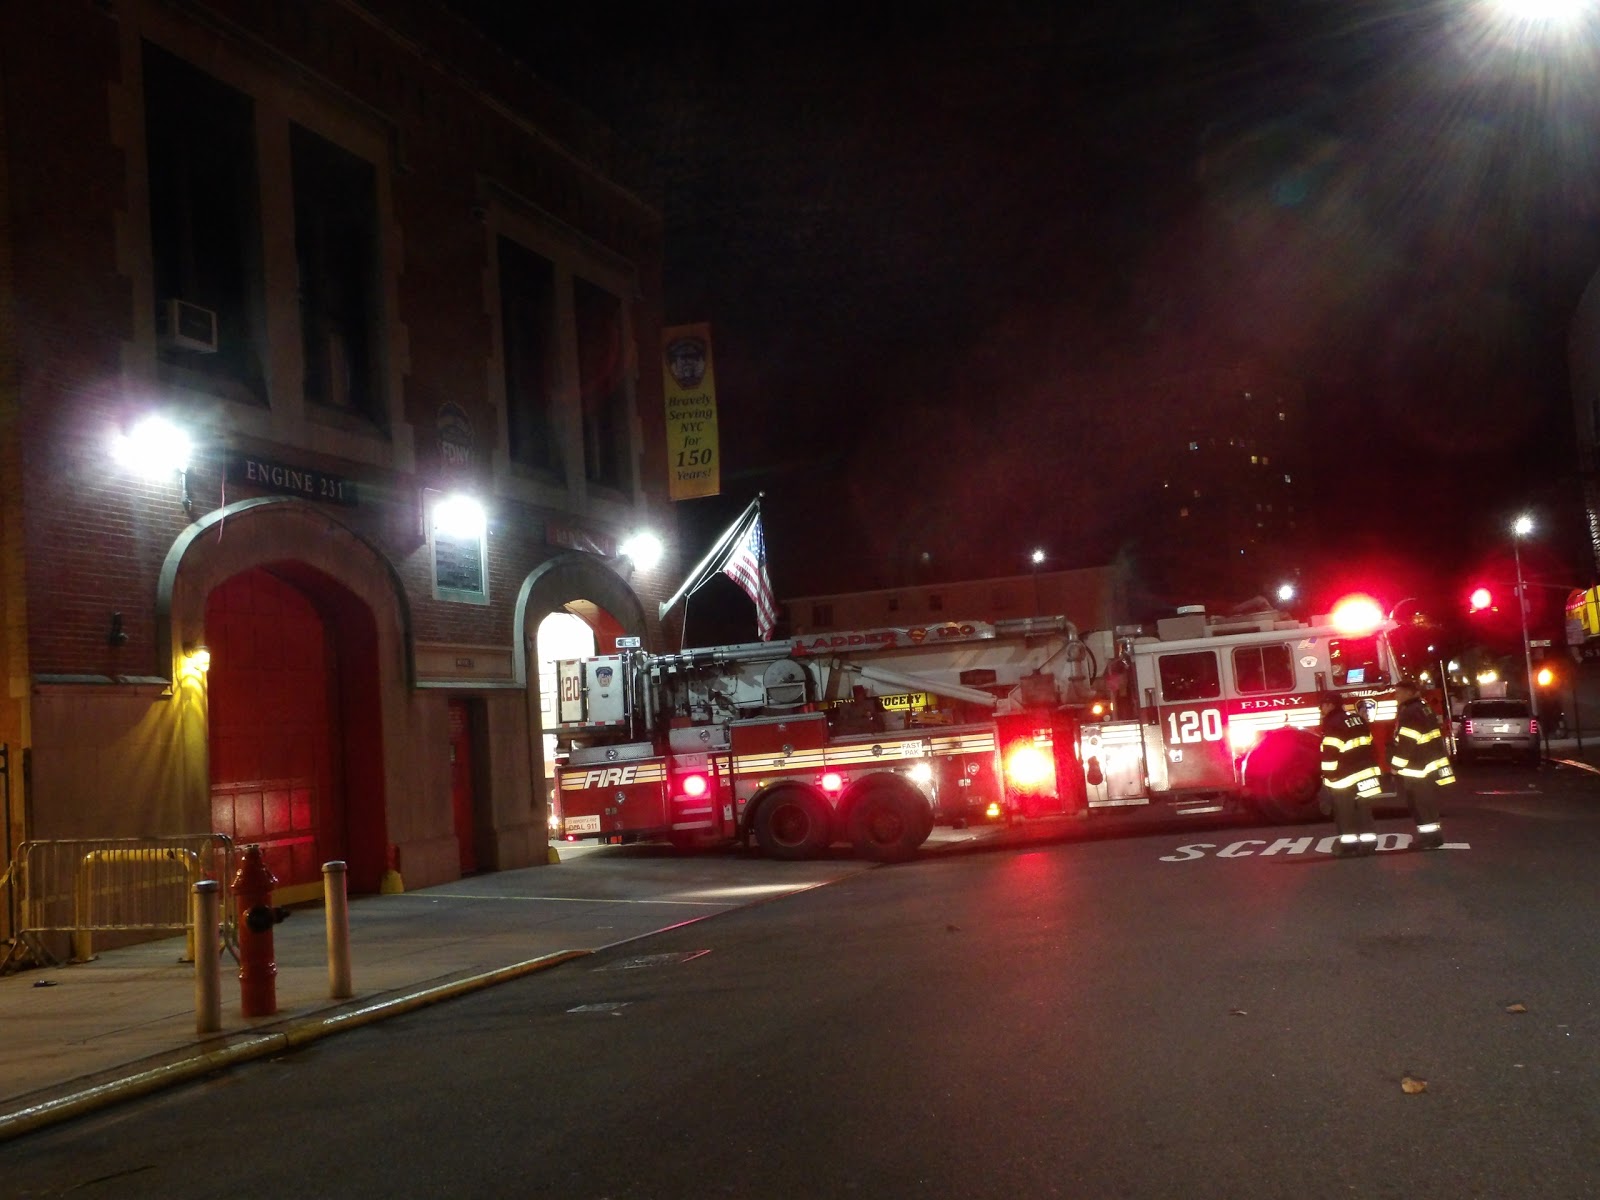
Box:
0, 0, 678, 921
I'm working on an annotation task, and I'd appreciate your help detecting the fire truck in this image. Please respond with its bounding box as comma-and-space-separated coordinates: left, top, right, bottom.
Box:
550, 598, 1405, 860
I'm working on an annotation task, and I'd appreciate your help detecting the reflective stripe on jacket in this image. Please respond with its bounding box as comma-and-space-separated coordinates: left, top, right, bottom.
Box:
1390, 697, 1457, 787
1321, 707, 1382, 798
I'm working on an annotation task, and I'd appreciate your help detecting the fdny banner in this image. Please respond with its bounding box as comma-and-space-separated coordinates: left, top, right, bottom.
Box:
662, 323, 721, 500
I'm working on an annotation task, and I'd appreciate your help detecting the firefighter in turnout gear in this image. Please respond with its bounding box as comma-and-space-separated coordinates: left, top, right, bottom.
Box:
1319, 692, 1382, 857
1389, 677, 1452, 850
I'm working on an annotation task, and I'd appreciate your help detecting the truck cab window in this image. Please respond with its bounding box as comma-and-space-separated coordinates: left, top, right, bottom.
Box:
1329, 635, 1388, 688
1233, 643, 1296, 694
1158, 651, 1221, 702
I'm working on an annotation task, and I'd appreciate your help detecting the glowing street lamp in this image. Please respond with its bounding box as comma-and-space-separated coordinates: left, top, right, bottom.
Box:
1486, 0, 1589, 26
1512, 513, 1537, 704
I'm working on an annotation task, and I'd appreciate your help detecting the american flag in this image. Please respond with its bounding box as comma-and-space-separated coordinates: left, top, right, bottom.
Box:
722, 514, 777, 641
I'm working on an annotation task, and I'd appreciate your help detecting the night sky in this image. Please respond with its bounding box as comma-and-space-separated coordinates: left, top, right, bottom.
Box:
446, 0, 1600, 640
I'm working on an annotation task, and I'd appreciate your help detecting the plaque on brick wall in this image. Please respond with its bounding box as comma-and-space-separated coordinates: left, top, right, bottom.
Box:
433, 529, 487, 604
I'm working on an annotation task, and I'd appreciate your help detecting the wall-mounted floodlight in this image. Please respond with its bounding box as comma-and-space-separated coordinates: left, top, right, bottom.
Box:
180, 642, 212, 679
432, 494, 486, 540
114, 414, 191, 478
619, 531, 664, 572
114, 415, 194, 510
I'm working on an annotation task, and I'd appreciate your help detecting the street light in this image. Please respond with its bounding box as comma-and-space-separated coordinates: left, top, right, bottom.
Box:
1029, 548, 1045, 617
1512, 513, 1537, 706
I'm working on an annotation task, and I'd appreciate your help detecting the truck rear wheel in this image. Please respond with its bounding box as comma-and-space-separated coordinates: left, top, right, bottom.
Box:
847, 781, 928, 862
753, 786, 833, 860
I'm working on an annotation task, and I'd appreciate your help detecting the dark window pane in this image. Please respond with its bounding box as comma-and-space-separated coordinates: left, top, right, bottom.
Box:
574, 277, 628, 489
498, 238, 558, 473
143, 42, 264, 396
292, 124, 380, 423
1159, 651, 1220, 702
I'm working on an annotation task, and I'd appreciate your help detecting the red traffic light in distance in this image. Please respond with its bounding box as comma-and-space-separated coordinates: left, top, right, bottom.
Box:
1469, 586, 1494, 612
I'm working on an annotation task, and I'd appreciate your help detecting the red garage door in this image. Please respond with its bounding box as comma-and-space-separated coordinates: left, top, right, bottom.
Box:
206, 567, 344, 891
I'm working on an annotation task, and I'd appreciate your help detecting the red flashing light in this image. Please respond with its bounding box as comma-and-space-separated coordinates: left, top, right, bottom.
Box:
1469, 586, 1493, 612
1227, 723, 1262, 754
1329, 594, 1384, 635
1004, 742, 1054, 791
820, 771, 844, 793
680, 773, 709, 798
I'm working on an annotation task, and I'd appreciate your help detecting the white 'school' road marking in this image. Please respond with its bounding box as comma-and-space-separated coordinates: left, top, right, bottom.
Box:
1160, 833, 1469, 861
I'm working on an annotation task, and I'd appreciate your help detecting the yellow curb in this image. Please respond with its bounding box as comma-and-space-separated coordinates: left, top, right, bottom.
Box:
0, 948, 591, 1144
1552, 756, 1600, 776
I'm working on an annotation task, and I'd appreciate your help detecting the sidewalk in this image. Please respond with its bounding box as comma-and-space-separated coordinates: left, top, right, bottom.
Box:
0, 827, 1014, 1142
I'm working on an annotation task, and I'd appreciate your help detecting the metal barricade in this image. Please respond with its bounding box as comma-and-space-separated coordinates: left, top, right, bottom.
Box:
4, 835, 238, 970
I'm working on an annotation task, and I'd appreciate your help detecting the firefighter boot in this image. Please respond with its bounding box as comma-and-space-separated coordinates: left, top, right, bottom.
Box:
1332, 835, 1361, 859
1415, 823, 1445, 851
1355, 832, 1379, 857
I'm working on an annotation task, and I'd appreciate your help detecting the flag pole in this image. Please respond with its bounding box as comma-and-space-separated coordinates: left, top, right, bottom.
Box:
658, 493, 763, 621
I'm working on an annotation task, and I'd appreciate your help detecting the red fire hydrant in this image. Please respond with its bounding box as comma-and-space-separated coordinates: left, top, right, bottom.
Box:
232, 844, 289, 1017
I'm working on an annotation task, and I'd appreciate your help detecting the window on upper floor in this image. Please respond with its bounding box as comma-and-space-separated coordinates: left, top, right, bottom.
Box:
498, 237, 560, 475
291, 124, 381, 426
143, 43, 265, 402
574, 277, 630, 491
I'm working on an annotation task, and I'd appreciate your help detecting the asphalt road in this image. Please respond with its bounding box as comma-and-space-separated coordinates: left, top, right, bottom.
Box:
6, 762, 1598, 1199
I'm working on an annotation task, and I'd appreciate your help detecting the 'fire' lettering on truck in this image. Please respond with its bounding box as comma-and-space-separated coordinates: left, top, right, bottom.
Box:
560, 763, 665, 791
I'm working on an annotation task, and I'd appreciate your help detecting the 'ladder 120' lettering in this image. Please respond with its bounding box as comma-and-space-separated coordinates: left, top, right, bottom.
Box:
1166, 708, 1224, 744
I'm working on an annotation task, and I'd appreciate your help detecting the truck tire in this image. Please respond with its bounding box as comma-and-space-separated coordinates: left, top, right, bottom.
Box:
753, 786, 834, 860
847, 780, 928, 862
1244, 728, 1323, 824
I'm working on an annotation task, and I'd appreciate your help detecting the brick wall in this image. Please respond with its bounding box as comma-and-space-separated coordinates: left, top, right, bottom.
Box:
9, 0, 674, 678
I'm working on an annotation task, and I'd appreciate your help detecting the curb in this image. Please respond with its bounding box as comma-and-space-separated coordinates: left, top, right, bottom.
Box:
0, 948, 591, 1145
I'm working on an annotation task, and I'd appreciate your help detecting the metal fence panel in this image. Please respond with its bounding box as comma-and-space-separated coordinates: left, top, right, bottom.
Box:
5, 835, 238, 969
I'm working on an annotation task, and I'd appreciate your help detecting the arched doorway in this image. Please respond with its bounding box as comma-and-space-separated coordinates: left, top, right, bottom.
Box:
204, 563, 386, 900
535, 611, 598, 833
514, 554, 651, 847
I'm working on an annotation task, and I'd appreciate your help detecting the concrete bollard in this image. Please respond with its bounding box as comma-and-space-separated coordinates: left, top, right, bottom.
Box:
323, 860, 352, 1000
193, 879, 221, 1035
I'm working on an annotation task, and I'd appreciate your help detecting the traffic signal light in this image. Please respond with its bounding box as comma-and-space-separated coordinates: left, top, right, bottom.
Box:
1469, 586, 1494, 613
1537, 665, 1557, 689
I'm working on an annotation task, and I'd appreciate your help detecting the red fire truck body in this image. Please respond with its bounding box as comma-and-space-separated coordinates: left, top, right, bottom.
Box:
551, 604, 1406, 860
